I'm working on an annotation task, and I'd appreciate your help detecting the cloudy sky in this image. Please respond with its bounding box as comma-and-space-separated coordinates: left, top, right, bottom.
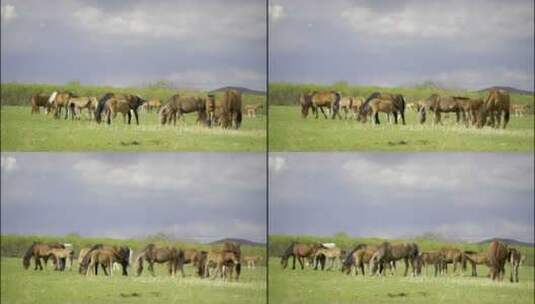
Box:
1, 153, 266, 243
269, 0, 534, 91
269, 153, 534, 243
1, 0, 266, 90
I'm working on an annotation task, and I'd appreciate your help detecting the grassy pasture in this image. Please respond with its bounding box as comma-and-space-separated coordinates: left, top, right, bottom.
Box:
1, 234, 266, 304
269, 235, 534, 304
269, 83, 534, 151
0, 83, 266, 151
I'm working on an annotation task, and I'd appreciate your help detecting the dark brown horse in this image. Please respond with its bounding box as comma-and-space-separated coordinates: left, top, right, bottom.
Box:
488, 240, 509, 281
199, 249, 240, 280
416, 251, 445, 276
22, 242, 65, 270
419, 94, 465, 125
508, 247, 522, 283
360, 92, 406, 125
29, 93, 52, 114
135, 244, 185, 277
457, 97, 484, 126
477, 89, 511, 129
159, 94, 210, 126
439, 248, 464, 274
78, 244, 132, 276
341, 244, 377, 275
94, 93, 146, 125
299, 92, 315, 118
280, 242, 321, 270
310, 91, 342, 119
462, 250, 489, 277
369, 242, 419, 276
217, 90, 242, 129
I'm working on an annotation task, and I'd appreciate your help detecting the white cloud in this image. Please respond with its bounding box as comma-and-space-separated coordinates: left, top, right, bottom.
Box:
0, 156, 17, 173
269, 4, 285, 22
340, 1, 533, 49
1, 4, 17, 22
269, 156, 287, 174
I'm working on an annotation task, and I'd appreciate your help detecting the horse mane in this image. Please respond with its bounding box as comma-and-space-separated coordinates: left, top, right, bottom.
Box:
281, 242, 296, 259
80, 244, 104, 267
342, 243, 367, 267
363, 92, 381, 111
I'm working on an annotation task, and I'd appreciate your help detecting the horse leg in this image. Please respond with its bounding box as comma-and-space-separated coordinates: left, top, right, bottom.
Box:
149, 261, 156, 276
292, 255, 296, 270
319, 107, 328, 119
133, 109, 139, 125
127, 111, 132, 125
374, 111, 380, 125
298, 256, 304, 270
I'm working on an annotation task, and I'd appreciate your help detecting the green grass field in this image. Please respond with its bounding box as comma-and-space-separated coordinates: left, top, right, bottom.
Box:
269, 106, 534, 151
1, 106, 265, 151
1, 257, 266, 304
268, 258, 534, 304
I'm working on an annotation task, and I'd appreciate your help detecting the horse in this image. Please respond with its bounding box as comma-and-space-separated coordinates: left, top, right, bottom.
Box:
339, 97, 353, 119
350, 96, 365, 119
359, 92, 406, 125
341, 244, 375, 275
134, 244, 184, 277
142, 99, 162, 112
462, 250, 490, 277
67, 96, 98, 120
79, 244, 132, 276
477, 89, 511, 129
488, 240, 509, 281
244, 104, 263, 118
457, 97, 484, 126
419, 94, 466, 125
508, 247, 522, 283
46, 248, 74, 271
313, 245, 343, 271
159, 94, 210, 126
94, 93, 146, 125
49, 91, 76, 119
298, 92, 315, 118
280, 242, 321, 270
512, 103, 530, 117
243, 255, 261, 269
439, 248, 464, 275
308, 91, 341, 119
416, 251, 445, 276
218, 90, 242, 129
199, 250, 240, 280
369, 242, 419, 276
29, 93, 52, 114
22, 242, 65, 270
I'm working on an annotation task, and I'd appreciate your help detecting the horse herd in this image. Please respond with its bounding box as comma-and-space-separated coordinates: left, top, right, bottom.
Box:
22, 241, 262, 281
29, 89, 264, 129
299, 89, 530, 129
280, 240, 525, 283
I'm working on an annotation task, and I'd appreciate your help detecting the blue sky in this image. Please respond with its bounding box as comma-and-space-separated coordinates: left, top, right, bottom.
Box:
1, 153, 266, 242
269, 153, 534, 243
269, 0, 534, 91
1, 0, 266, 90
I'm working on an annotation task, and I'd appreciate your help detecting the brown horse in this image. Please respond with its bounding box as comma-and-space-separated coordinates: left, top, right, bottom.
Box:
341, 244, 378, 275
512, 103, 530, 117
488, 240, 509, 281
314, 245, 343, 271
416, 251, 445, 276
360, 92, 406, 125
280, 242, 321, 270
94, 93, 146, 125
46, 248, 74, 271
217, 90, 242, 129
142, 99, 162, 112
135, 244, 185, 277
457, 97, 484, 126
29, 93, 52, 114
369, 242, 419, 276
350, 96, 365, 119
244, 104, 263, 118
78, 244, 132, 276
200, 250, 240, 280
419, 94, 466, 125
244, 255, 261, 269
159, 94, 210, 126
309, 91, 341, 119
339, 97, 353, 119
508, 247, 522, 283
477, 89, 511, 129
299, 92, 315, 118
462, 250, 490, 277
49, 91, 76, 119
22, 242, 65, 270
439, 248, 464, 275
67, 96, 98, 120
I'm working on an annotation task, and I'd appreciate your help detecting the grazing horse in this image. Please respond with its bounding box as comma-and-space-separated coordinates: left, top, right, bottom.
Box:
95, 93, 146, 125
309, 91, 341, 119
135, 244, 184, 277
49, 91, 76, 119
244, 104, 263, 118
341, 244, 376, 275
22, 242, 65, 270
244, 255, 261, 269
339, 97, 353, 119
369, 242, 419, 276
46, 248, 74, 271
508, 247, 521, 283
217, 90, 242, 129
359, 92, 406, 125
200, 250, 240, 280
299, 92, 315, 118
159, 94, 210, 126
79, 244, 132, 276
142, 99, 162, 112
457, 97, 484, 126
462, 250, 490, 277
67, 96, 98, 120
314, 245, 343, 271
512, 103, 530, 117
280, 242, 321, 270
419, 94, 466, 125
477, 89, 511, 129
350, 96, 365, 119
488, 240, 509, 281
416, 251, 445, 276
439, 248, 464, 275
29, 93, 52, 114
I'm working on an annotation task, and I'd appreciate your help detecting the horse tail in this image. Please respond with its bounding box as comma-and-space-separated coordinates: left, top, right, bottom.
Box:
236, 110, 242, 127
22, 242, 36, 269
95, 93, 113, 123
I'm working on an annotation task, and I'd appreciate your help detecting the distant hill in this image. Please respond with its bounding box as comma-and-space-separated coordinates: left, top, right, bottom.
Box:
209, 86, 266, 95
207, 238, 265, 247
477, 86, 534, 95
476, 238, 533, 247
